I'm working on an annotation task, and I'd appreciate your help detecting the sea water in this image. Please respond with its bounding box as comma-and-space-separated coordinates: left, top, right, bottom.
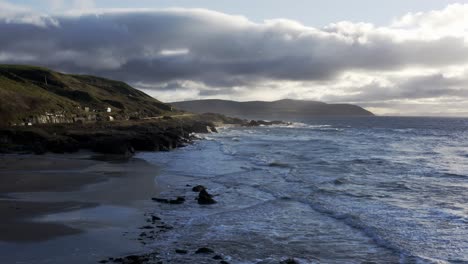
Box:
138, 117, 468, 264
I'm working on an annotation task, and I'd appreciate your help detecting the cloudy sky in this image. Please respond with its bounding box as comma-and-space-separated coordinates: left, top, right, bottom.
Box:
1, 0, 468, 116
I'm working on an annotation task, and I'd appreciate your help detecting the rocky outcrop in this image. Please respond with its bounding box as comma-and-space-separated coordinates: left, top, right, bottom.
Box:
0, 111, 289, 156
151, 197, 186, 205
195, 247, 215, 254
243, 120, 287, 127
192, 185, 206, 192
197, 189, 217, 205
0, 118, 217, 155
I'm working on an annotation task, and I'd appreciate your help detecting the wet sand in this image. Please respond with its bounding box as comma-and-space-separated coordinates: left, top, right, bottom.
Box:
0, 153, 162, 263
0, 200, 96, 242
0, 154, 110, 192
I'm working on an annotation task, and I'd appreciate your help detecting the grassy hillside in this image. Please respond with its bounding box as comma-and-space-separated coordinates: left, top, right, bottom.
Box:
0, 65, 172, 126
172, 99, 374, 119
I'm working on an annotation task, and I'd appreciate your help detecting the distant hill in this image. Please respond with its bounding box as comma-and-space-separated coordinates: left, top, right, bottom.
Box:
0, 65, 172, 126
171, 99, 374, 119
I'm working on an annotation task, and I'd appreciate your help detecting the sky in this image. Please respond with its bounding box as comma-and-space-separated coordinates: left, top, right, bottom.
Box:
11, 0, 457, 27
1, 0, 468, 116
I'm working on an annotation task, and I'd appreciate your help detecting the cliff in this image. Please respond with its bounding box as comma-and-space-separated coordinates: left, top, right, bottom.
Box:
0, 65, 173, 126
0, 65, 286, 156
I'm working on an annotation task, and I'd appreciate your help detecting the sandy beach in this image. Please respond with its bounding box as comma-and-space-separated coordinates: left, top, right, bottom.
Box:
0, 153, 163, 263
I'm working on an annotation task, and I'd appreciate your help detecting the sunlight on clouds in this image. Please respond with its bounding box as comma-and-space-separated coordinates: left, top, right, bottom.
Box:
0, 0, 58, 27
159, 49, 190, 56
1, 1, 468, 115
392, 3, 468, 38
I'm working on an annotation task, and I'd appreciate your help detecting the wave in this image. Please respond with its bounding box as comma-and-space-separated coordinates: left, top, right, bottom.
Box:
172, 118, 468, 263
270, 122, 333, 129
268, 161, 292, 168
299, 199, 448, 264
442, 172, 468, 179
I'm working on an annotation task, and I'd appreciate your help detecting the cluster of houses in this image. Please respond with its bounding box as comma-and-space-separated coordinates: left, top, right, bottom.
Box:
11, 106, 116, 126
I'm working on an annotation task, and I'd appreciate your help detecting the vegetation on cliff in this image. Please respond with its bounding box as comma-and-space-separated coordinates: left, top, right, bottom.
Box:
0, 64, 172, 126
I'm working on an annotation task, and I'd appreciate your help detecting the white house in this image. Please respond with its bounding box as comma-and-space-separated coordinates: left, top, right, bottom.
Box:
106, 107, 112, 113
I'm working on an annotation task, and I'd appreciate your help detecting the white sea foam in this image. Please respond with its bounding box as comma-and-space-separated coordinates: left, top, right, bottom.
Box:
140, 117, 468, 263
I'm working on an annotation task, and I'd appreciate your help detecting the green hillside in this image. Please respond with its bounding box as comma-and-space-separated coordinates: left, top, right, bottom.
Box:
0, 65, 172, 126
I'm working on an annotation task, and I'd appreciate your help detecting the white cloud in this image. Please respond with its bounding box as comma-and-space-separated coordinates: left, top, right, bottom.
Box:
391, 3, 468, 39
159, 49, 190, 56
0, 0, 58, 27
0, 3, 468, 115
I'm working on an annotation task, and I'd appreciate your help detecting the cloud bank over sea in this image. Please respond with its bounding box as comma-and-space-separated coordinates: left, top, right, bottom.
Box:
1, 1, 468, 115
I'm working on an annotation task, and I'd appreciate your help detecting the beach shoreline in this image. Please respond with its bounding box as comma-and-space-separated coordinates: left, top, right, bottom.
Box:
0, 152, 164, 263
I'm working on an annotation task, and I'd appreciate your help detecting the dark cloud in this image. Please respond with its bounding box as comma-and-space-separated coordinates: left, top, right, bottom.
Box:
1, 9, 467, 87
1, 6, 468, 115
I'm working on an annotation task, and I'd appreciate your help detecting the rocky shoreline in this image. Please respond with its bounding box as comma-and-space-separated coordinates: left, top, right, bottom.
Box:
99, 183, 301, 264
0, 114, 291, 264
108, 185, 226, 264
0, 113, 288, 156
0, 119, 208, 156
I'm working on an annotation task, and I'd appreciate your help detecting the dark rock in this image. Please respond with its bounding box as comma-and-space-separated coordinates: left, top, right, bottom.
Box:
47, 136, 80, 153
0, 111, 222, 155
152, 198, 169, 203
139, 225, 154, 230
333, 178, 346, 185
151, 215, 161, 221
152, 197, 185, 204
109, 254, 151, 264
126, 255, 140, 262
195, 247, 215, 254
244, 119, 287, 127
210, 126, 218, 133
220, 261, 230, 264
280, 258, 299, 264
192, 185, 206, 192
268, 162, 291, 168
129, 136, 158, 151
92, 138, 135, 156
198, 189, 217, 205
33, 143, 47, 155
213, 255, 223, 260
175, 249, 188, 254
156, 225, 173, 229
169, 196, 185, 204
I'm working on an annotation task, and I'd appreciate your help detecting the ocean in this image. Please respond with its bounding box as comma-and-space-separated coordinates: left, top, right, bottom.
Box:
139, 117, 468, 264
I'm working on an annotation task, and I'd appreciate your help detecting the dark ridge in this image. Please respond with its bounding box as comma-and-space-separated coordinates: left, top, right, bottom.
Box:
171, 99, 374, 120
